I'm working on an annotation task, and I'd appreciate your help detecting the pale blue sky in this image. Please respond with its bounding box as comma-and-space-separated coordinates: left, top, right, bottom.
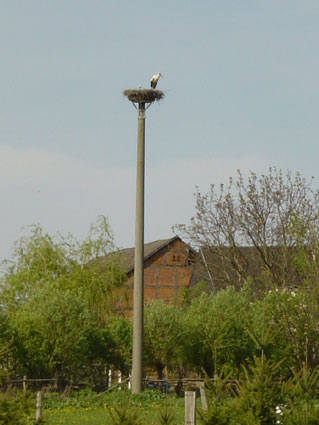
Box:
0, 1, 319, 260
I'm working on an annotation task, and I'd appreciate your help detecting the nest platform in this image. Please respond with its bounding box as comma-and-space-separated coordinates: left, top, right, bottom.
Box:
123, 88, 164, 104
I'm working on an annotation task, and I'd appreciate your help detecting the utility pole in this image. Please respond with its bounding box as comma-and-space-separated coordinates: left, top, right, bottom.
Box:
123, 87, 164, 393
132, 100, 145, 394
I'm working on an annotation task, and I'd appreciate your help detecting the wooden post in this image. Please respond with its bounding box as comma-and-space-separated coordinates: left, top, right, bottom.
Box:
23, 376, 27, 393
185, 391, 196, 425
108, 369, 112, 388
199, 383, 208, 411
35, 391, 42, 423
118, 371, 122, 390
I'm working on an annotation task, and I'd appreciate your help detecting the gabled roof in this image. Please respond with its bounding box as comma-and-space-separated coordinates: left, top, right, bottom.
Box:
95, 235, 196, 276
118, 236, 192, 274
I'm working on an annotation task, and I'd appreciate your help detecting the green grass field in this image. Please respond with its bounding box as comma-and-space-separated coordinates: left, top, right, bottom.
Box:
43, 404, 185, 425
39, 390, 186, 425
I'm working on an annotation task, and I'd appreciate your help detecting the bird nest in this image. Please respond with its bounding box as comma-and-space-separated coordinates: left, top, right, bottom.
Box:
123, 89, 164, 104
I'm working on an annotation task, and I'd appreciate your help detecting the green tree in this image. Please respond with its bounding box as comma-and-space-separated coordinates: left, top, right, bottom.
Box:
266, 288, 319, 370
10, 286, 96, 379
183, 287, 252, 377
144, 300, 184, 379
0, 217, 126, 381
233, 355, 284, 425
107, 315, 132, 374
0, 216, 125, 319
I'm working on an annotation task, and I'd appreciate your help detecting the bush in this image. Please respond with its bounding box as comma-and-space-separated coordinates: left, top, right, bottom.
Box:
197, 372, 233, 425
0, 390, 33, 425
232, 355, 284, 425
106, 392, 144, 425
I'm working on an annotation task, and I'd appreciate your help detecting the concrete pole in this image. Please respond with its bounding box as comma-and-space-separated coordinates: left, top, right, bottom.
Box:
131, 102, 145, 393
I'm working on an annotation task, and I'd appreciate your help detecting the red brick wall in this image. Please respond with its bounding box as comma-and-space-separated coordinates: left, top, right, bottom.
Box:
116, 239, 194, 312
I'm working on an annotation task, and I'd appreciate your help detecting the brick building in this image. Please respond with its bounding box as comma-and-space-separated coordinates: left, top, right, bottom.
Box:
114, 236, 196, 312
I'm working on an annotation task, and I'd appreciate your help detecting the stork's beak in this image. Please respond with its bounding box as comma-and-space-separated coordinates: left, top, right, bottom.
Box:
160, 73, 164, 77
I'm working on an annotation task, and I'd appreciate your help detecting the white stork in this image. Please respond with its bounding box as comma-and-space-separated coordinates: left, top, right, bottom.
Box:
150, 72, 163, 89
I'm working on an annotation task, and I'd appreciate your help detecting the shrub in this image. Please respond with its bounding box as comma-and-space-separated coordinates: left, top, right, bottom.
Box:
106, 392, 144, 425
157, 403, 177, 425
232, 355, 284, 425
0, 390, 33, 425
197, 372, 233, 425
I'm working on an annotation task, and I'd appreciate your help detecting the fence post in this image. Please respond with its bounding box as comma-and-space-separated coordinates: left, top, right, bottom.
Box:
23, 376, 27, 393
35, 391, 42, 423
185, 391, 196, 425
118, 371, 122, 390
128, 372, 131, 390
108, 369, 112, 388
199, 383, 208, 411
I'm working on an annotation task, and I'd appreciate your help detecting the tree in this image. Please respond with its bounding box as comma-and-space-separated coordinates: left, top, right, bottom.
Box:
183, 287, 252, 377
233, 355, 284, 425
0, 216, 125, 320
266, 288, 319, 370
0, 216, 127, 380
10, 286, 96, 379
144, 300, 184, 379
107, 315, 132, 374
176, 168, 319, 289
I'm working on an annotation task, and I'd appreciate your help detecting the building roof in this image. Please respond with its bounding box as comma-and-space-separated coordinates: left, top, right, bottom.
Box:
96, 236, 196, 275
190, 245, 303, 291
117, 236, 185, 274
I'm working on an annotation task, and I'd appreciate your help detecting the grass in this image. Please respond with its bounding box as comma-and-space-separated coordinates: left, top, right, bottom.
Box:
44, 403, 184, 424
45, 407, 117, 425
40, 389, 186, 425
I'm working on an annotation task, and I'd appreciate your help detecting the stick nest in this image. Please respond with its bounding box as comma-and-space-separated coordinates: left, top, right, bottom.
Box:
123, 89, 165, 103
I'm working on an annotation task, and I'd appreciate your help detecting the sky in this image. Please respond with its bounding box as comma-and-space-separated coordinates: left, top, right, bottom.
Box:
0, 1, 319, 260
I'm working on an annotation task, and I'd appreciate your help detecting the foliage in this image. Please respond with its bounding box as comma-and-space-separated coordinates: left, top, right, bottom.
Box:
176, 168, 319, 289
9, 286, 98, 379
281, 402, 319, 425
266, 288, 319, 369
105, 392, 144, 425
0, 342, 14, 385
4, 205, 319, 408
232, 355, 284, 425
144, 300, 184, 379
183, 287, 252, 376
42, 387, 103, 409
197, 371, 233, 425
44, 393, 185, 425
0, 390, 33, 425
180, 280, 209, 305
131, 389, 167, 404
0, 344, 31, 425
0, 216, 124, 316
156, 402, 177, 425
107, 316, 132, 372
43, 388, 168, 411
0, 217, 126, 382
280, 364, 319, 425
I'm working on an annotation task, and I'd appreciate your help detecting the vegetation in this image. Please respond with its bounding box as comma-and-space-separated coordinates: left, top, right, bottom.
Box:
144, 300, 184, 379
0, 216, 128, 386
175, 168, 319, 289
1, 170, 319, 423
0, 390, 33, 424
43, 389, 184, 424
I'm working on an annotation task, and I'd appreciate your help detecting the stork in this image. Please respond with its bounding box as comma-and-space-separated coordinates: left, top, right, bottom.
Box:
150, 72, 163, 89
